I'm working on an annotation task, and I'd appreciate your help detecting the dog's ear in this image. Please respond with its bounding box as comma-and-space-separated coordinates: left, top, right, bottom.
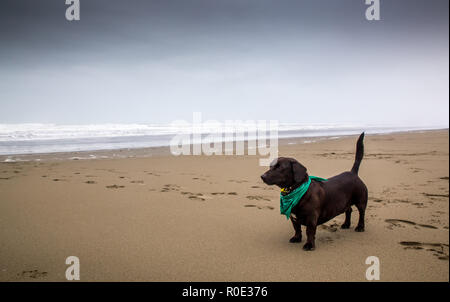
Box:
290, 159, 307, 183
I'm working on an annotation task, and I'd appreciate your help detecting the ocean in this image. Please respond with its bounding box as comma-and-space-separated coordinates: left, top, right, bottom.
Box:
0, 123, 446, 158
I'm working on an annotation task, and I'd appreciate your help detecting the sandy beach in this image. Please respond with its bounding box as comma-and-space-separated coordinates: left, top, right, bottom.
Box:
0, 130, 448, 281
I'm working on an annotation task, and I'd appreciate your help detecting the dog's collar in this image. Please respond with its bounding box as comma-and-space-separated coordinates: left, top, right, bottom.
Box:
281, 183, 303, 195
280, 176, 328, 220
280, 180, 307, 195
281, 174, 310, 195
280, 187, 290, 194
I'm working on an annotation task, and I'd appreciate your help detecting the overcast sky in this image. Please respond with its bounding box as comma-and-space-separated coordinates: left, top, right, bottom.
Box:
0, 0, 448, 126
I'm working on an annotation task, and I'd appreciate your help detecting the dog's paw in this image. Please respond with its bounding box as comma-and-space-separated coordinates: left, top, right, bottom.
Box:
289, 236, 302, 243
302, 242, 315, 251
341, 223, 350, 229
355, 225, 365, 232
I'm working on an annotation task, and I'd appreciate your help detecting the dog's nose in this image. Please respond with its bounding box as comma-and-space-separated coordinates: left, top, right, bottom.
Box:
261, 174, 266, 182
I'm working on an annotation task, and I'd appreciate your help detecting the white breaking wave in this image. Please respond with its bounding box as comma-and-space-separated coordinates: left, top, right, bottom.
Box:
0, 123, 180, 141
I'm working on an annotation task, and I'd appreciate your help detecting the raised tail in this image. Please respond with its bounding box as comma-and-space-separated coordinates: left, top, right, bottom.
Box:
351, 132, 365, 174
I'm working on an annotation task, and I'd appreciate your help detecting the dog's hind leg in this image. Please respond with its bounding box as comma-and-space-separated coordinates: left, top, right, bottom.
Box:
355, 191, 368, 232
355, 205, 365, 232
289, 216, 302, 243
341, 207, 352, 229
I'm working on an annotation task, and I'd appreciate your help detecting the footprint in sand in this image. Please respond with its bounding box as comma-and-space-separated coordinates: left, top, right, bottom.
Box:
253, 185, 275, 191
228, 179, 249, 184
246, 195, 270, 201
146, 172, 160, 176
18, 270, 48, 279
385, 219, 438, 230
181, 192, 209, 201
106, 184, 125, 189
130, 180, 145, 184
399, 242, 449, 261
161, 184, 180, 192
412, 202, 427, 208
209, 192, 239, 196
211, 192, 226, 195
188, 195, 206, 201
85, 180, 96, 184
244, 204, 274, 210
370, 197, 383, 203
392, 199, 411, 204
422, 192, 449, 198
320, 223, 340, 233
318, 236, 334, 244
192, 177, 207, 181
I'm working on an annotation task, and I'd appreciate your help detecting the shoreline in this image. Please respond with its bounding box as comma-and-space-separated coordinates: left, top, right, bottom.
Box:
1, 128, 447, 162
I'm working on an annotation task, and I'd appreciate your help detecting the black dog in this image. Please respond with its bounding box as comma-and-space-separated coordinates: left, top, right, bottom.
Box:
261, 133, 367, 251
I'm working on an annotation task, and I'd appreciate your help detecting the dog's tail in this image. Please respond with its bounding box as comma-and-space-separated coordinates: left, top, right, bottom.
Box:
351, 132, 365, 174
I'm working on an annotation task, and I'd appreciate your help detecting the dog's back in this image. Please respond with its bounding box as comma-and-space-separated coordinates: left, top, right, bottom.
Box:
317, 172, 367, 219
310, 133, 368, 225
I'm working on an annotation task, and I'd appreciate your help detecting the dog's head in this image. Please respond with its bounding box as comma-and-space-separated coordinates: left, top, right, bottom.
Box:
260, 157, 308, 188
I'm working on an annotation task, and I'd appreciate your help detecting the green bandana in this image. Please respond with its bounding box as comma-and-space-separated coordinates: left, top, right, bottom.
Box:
280, 176, 328, 219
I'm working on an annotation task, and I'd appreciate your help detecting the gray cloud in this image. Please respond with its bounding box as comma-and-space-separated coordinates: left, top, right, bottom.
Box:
0, 0, 448, 125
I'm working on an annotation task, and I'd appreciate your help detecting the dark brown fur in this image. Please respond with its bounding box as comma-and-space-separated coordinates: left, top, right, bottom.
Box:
261, 133, 367, 251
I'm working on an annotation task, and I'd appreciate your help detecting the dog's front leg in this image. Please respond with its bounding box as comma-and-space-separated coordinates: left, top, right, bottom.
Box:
303, 220, 318, 251
289, 215, 302, 243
